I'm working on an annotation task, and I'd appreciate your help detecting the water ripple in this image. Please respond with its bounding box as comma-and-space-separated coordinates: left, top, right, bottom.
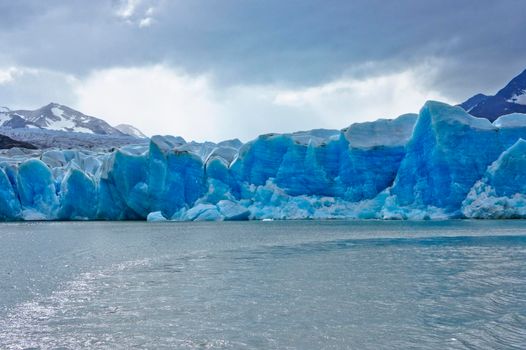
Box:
1, 223, 526, 349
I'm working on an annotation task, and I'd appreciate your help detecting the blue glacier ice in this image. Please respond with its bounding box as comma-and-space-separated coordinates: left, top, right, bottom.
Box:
0, 166, 21, 219
2, 101, 526, 221
462, 138, 526, 218
389, 102, 503, 214
59, 167, 98, 220
17, 159, 59, 219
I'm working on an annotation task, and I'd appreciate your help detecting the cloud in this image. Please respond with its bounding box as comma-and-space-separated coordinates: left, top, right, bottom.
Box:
1, 0, 524, 99
0, 68, 16, 84
71, 63, 451, 142
138, 17, 153, 28
0, 61, 455, 142
115, 0, 142, 19
0, 67, 32, 84
73, 65, 222, 141
0, 66, 78, 108
115, 0, 158, 28
273, 63, 452, 124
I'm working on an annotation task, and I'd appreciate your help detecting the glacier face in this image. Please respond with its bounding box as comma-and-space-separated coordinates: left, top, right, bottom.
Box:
2, 101, 526, 221
461, 139, 526, 219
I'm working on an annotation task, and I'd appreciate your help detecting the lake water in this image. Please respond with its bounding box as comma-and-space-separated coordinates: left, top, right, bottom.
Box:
1, 220, 526, 349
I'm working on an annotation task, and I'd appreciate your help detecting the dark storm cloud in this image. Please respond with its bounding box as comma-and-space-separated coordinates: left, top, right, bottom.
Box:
1, 0, 526, 101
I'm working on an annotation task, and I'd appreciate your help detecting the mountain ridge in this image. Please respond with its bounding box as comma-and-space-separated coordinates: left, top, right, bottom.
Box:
459, 68, 526, 121
0, 103, 146, 138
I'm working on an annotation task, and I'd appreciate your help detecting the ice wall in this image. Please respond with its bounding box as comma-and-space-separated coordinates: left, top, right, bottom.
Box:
2, 101, 526, 221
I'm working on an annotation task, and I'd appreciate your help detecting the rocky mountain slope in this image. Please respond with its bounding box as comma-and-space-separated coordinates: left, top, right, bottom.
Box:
0, 134, 37, 150
459, 68, 526, 121
0, 103, 145, 137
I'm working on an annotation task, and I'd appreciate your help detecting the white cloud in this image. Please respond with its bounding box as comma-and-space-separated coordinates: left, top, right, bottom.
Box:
72, 65, 325, 141
74, 65, 223, 141
0, 62, 453, 142
145, 6, 154, 16
0, 67, 33, 84
0, 68, 15, 84
115, 0, 159, 28
0, 66, 78, 108
273, 65, 451, 125
138, 17, 153, 28
72, 63, 451, 142
115, 0, 142, 19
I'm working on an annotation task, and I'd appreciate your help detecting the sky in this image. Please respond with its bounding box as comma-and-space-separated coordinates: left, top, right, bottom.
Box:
0, 0, 525, 142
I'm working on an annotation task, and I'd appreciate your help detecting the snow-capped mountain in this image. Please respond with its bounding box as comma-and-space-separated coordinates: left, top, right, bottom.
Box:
0, 103, 145, 137
115, 124, 147, 138
459, 68, 526, 121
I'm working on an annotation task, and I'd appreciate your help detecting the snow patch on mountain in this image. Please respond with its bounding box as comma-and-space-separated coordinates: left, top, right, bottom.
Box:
0, 113, 10, 125
46, 106, 94, 133
508, 92, 526, 105
115, 124, 147, 138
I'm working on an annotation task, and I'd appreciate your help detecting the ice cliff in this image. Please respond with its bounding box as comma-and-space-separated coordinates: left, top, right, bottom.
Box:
2, 101, 526, 221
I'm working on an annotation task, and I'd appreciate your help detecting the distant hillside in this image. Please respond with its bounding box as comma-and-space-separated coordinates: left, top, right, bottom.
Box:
115, 124, 147, 138
0, 134, 37, 150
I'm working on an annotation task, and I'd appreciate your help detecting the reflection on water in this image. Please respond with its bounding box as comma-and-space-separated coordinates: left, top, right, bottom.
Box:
0, 221, 526, 349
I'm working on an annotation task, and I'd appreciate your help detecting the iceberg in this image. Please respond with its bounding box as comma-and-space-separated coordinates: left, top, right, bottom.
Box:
2, 101, 526, 221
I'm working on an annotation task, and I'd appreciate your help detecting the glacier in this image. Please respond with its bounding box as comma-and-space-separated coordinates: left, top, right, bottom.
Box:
2, 100, 526, 221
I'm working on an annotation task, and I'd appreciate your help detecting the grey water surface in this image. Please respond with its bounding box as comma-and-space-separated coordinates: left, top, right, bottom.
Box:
1, 220, 526, 349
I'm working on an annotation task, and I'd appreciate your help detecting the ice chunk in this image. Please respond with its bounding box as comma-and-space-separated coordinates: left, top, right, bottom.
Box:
343, 113, 417, 148
230, 134, 292, 186
17, 159, 58, 219
0, 167, 21, 219
59, 167, 97, 220
148, 136, 206, 218
275, 142, 330, 196
217, 200, 250, 220
147, 211, 168, 222
462, 139, 526, 218
107, 150, 150, 218
183, 203, 223, 221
